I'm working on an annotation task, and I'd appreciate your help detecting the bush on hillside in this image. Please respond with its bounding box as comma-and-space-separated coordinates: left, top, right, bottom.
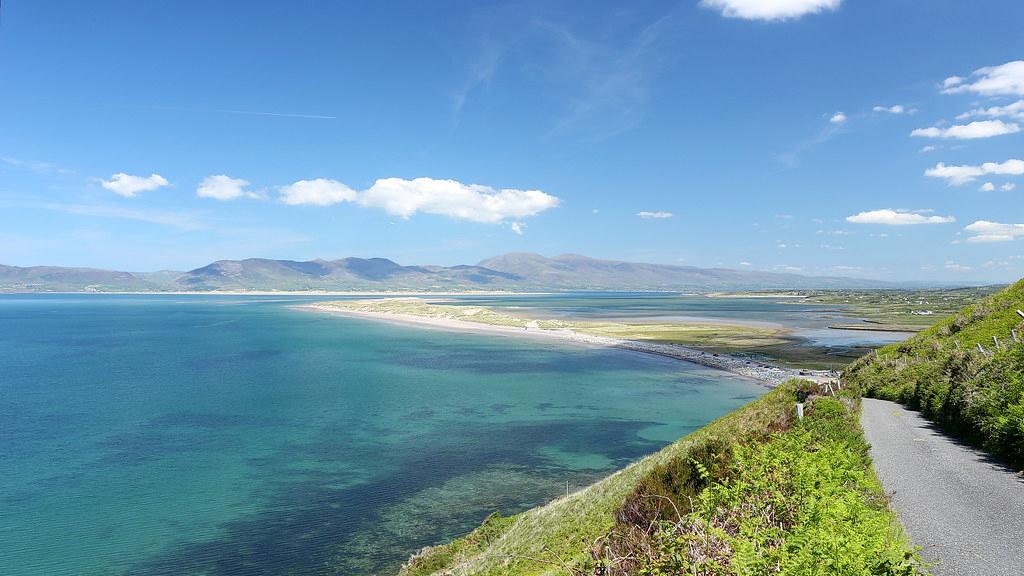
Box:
591, 391, 922, 575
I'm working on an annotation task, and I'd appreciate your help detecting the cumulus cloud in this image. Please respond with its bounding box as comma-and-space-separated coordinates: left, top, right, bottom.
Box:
358, 178, 558, 223
700, 0, 840, 21
910, 119, 1019, 139
100, 173, 169, 198
964, 220, 1024, 243
846, 209, 955, 225
1002, 183, 1017, 191
919, 145, 938, 153
925, 158, 1024, 185
637, 211, 674, 219
197, 175, 259, 201
511, 221, 524, 235
942, 60, 1024, 96
279, 178, 358, 206
873, 104, 905, 114
980, 182, 996, 192
829, 112, 847, 124
957, 99, 1024, 122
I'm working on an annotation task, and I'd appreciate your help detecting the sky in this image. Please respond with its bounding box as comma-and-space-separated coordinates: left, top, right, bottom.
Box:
1, 0, 1023, 283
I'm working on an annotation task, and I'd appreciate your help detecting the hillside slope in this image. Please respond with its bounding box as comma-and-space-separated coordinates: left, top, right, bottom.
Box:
843, 278, 1024, 468
400, 382, 920, 575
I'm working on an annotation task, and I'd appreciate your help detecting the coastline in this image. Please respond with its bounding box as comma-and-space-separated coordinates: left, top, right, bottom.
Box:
297, 303, 828, 387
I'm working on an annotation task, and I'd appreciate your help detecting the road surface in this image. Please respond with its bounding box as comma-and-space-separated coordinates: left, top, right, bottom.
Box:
861, 398, 1024, 575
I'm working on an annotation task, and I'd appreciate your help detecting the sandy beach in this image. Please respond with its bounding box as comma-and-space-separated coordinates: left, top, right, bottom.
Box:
298, 303, 832, 387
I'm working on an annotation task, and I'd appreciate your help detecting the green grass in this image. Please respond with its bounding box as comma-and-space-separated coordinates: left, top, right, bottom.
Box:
399, 382, 921, 575
607, 395, 921, 575
842, 278, 1024, 469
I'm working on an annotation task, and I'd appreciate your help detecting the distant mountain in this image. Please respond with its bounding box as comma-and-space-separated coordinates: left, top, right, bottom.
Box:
476, 253, 886, 290
0, 253, 897, 293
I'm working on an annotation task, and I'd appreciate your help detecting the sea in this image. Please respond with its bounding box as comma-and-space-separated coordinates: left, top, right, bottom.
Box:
0, 293, 902, 575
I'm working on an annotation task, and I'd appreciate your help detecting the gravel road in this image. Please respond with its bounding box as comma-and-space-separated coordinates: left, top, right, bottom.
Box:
861, 398, 1024, 576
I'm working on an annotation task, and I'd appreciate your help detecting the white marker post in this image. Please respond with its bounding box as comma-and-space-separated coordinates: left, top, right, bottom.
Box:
796, 403, 804, 420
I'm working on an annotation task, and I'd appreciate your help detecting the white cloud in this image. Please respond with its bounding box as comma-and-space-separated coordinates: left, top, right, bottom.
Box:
873, 104, 905, 114
278, 176, 560, 224
942, 60, 1024, 96
279, 178, 358, 206
1002, 183, 1017, 192
964, 220, 1024, 243
919, 145, 938, 153
830, 112, 847, 124
359, 178, 558, 223
637, 211, 674, 219
910, 119, 1019, 139
957, 99, 1024, 122
100, 173, 169, 198
980, 182, 996, 192
700, 0, 840, 21
846, 209, 955, 225
944, 261, 973, 272
197, 175, 259, 201
925, 158, 1024, 185
738, 261, 752, 267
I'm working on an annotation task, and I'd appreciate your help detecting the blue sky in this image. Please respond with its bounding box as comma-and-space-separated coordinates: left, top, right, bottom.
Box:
1, 0, 1022, 282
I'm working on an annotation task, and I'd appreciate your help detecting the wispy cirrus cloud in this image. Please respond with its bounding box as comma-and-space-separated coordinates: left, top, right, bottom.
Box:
7, 200, 205, 230
224, 109, 336, 120
637, 211, 673, 219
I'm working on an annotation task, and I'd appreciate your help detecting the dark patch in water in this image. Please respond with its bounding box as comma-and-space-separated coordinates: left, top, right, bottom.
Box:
121, 417, 661, 576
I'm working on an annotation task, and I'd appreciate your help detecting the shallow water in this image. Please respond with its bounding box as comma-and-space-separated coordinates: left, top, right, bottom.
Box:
0, 295, 766, 575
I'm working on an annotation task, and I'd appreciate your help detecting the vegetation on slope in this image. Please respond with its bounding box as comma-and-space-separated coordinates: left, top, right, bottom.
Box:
401, 382, 921, 575
842, 278, 1024, 469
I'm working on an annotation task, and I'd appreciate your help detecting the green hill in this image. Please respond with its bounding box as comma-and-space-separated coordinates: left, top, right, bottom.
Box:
400, 381, 922, 575
843, 278, 1024, 469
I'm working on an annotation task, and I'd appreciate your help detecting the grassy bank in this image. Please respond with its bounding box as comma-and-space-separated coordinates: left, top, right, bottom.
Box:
400, 382, 922, 575
842, 278, 1024, 469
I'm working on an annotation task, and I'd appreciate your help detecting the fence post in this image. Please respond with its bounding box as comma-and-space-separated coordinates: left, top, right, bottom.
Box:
1013, 329, 1019, 343
796, 403, 804, 420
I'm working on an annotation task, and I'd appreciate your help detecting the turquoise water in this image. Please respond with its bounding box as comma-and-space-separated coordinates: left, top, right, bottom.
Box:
0, 295, 766, 575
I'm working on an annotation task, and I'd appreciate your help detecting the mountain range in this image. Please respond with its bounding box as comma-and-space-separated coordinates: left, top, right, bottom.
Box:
0, 253, 902, 292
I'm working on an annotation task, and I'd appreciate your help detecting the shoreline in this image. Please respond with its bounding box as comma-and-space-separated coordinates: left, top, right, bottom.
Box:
298, 303, 833, 387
